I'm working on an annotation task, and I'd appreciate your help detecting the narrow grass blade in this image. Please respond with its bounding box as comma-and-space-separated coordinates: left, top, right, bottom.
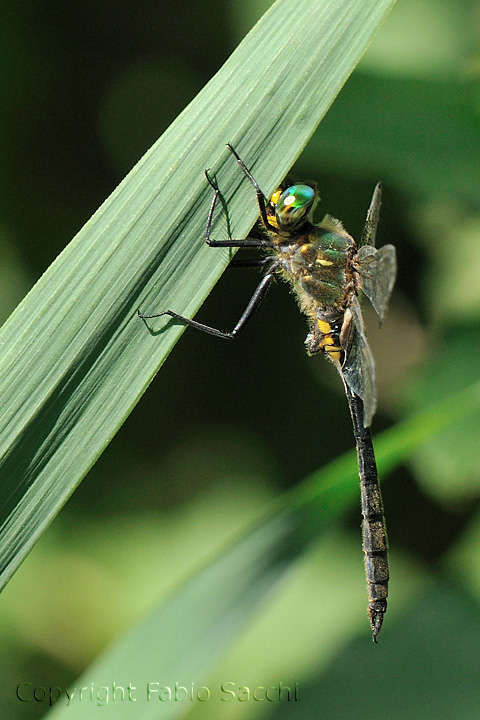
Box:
0, 0, 396, 588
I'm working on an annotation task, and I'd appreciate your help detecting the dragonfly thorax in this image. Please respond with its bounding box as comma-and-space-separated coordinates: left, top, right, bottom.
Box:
276, 226, 356, 313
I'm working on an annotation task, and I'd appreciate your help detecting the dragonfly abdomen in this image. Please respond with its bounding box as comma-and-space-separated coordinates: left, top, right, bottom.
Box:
361, 469, 389, 640
303, 308, 344, 361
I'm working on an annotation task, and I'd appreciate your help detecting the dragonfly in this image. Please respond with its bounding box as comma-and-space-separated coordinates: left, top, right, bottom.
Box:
139, 144, 397, 641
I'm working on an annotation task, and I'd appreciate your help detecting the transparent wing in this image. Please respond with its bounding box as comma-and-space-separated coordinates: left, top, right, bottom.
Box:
340, 299, 376, 427
359, 182, 382, 248
357, 244, 397, 326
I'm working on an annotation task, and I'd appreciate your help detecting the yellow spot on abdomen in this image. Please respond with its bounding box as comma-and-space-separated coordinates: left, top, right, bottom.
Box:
316, 319, 342, 364
317, 319, 333, 335
324, 346, 342, 364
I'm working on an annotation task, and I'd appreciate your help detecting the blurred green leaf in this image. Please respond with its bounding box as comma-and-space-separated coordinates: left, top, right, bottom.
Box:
271, 582, 480, 720
46, 509, 305, 720
305, 73, 480, 200
399, 325, 480, 501
44, 375, 480, 719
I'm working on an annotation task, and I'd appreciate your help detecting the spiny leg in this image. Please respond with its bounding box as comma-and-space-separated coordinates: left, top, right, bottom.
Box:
138, 271, 275, 339
228, 257, 274, 268
138, 167, 277, 334
204, 169, 273, 249
226, 143, 279, 234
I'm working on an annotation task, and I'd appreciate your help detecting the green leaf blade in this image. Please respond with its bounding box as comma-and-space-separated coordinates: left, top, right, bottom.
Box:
0, 0, 396, 587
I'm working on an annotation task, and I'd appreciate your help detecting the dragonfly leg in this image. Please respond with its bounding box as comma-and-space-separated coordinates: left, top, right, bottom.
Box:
138, 271, 275, 340
228, 257, 274, 268
226, 144, 279, 235
204, 169, 273, 249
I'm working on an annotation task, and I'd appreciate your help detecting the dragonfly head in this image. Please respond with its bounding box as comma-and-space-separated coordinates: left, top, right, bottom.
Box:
270, 184, 317, 232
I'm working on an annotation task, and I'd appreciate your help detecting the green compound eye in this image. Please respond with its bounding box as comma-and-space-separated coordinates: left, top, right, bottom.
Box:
275, 185, 315, 230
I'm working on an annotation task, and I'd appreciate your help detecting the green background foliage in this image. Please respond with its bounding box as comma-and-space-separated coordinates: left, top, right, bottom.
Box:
1, 0, 480, 718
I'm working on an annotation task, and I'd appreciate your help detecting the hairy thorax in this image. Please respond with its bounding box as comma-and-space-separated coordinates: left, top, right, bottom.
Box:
271, 218, 357, 318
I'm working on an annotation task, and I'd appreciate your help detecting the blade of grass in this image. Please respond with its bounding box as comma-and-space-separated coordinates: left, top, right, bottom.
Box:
0, 0, 396, 589
44, 378, 480, 719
